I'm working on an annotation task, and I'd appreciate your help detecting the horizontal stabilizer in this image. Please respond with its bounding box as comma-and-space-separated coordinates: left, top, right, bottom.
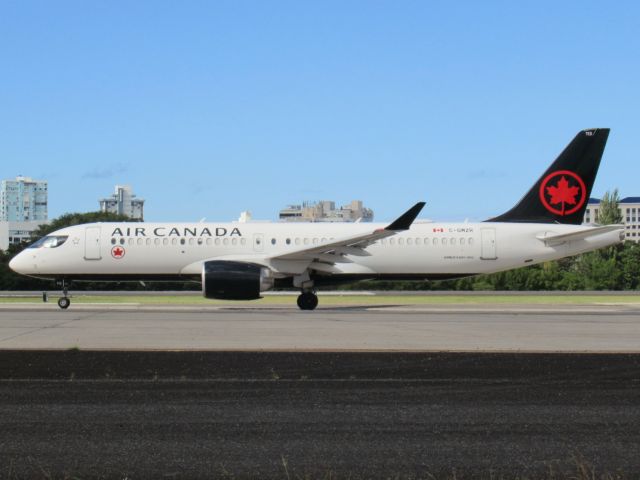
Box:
536, 225, 623, 246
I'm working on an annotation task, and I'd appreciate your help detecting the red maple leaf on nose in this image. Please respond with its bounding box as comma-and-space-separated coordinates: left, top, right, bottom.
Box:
546, 176, 580, 215
113, 247, 123, 257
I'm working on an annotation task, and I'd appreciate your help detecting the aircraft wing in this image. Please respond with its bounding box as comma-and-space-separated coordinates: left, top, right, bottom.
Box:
269, 202, 425, 263
536, 225, 624, 247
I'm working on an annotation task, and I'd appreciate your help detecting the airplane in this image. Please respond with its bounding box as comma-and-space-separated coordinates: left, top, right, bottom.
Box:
10, 128, 624, 310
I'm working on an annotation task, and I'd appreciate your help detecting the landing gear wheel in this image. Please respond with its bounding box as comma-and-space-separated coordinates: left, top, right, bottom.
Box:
58, 297, 71, 309
55, 279, 71, 309
297, 292, 318, 311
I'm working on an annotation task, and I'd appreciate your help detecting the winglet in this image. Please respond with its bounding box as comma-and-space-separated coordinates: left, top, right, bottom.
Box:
385, 202, 426, 231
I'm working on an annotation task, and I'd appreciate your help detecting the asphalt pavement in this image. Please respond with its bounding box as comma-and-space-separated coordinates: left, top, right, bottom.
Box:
1, 304, 639, 351
1, 351, 639, 478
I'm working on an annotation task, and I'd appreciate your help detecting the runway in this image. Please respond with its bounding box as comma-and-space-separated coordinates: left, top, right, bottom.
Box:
0, 303, 639, 351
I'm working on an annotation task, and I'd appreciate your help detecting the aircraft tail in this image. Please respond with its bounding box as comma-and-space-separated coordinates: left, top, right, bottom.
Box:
488, 128, 610, 224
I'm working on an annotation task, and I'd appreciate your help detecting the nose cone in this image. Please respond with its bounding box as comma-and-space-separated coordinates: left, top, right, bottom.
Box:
9, 252, 30, 275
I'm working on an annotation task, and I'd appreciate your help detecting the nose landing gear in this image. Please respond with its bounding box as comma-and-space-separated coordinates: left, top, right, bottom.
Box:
58, 296, 71, 309
56, 279, 71, 309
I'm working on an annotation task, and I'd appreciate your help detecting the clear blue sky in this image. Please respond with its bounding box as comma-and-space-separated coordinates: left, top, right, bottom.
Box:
1, 1, 638, 222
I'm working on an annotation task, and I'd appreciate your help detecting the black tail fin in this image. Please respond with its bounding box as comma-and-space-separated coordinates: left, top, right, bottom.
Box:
488, 128, 610, 224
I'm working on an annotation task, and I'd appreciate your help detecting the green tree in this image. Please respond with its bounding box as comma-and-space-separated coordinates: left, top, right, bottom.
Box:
596, 188, 622, 225
569, 188, 625, 290
619, 242, 640, 290
570, 250, 622, 290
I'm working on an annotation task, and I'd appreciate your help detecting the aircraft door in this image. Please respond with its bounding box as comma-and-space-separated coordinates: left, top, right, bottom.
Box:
253, 233, 264, 252
480, 228, 497, 260
84, 226, 102, 260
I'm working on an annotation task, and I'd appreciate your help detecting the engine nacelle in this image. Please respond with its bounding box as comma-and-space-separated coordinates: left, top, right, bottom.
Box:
202, 261, 274, 300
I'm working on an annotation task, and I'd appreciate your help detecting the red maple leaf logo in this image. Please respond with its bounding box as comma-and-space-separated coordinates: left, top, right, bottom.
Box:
538, 170, 587, 216
546, 176, 580, 215
111, 246, 125, 259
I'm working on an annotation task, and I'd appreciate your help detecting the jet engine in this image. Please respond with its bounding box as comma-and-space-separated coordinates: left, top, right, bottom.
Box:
202, 260, 274, 300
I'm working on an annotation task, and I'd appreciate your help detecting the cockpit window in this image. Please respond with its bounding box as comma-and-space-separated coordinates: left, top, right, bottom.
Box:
28, 235, 69, 249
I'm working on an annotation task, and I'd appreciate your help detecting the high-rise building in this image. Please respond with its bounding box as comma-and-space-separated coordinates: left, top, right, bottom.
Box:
99, 185, 145, 220
279, 200, 373, 222
0, 176, 49, 250
0, 176, 48, 222
584, 196, 640, 242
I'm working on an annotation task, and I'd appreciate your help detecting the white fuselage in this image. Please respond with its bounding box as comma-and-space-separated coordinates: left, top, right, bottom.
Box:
10, 221, 624, 282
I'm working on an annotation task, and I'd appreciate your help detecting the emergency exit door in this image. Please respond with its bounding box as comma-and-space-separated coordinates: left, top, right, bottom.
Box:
84, 227, 102, 260
480, 228, 497, 260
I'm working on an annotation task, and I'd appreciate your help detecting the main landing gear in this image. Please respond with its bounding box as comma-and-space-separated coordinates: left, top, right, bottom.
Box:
297, 291, 318, 311
294, 272, 318, 310
55, 279, 71, 309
